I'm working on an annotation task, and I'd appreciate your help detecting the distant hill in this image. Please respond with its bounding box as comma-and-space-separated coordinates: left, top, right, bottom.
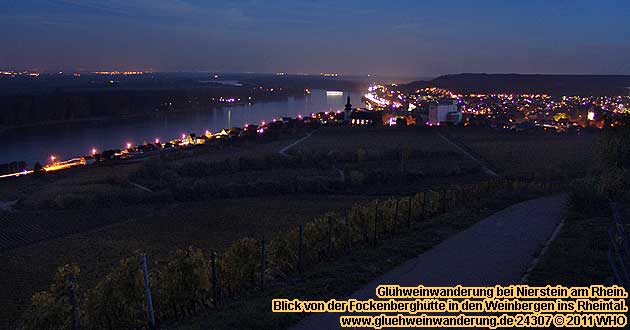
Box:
402, 73, 630, 96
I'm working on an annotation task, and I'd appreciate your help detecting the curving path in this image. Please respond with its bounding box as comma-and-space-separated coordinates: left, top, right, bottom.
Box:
435, 131, 499, 177
291, 194, 567, 330
279, 132, 314, 156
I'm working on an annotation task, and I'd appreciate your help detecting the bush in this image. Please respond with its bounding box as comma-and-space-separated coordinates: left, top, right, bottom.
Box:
155, 247, 211, 320
52, 194, 86, 209
23, 264, 80, 330
268, 228, 300, 279
219, 238, 261, 296
568, 177, 608, 216
356, 148, 368, 163
302, 214, 336, 263
177, 160, 215, 178
596, 128, 630, 171
83, 256, 147, 330
348, 170, 366, 186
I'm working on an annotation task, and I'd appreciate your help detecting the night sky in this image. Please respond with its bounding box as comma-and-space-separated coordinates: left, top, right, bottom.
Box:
1, 0, 629, 76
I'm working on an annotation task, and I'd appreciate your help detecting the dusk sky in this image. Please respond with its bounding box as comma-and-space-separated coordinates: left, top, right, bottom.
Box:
1, 0, 629, 77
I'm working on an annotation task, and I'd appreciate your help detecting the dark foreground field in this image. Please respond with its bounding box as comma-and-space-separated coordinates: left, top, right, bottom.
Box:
0, 126, 597, 329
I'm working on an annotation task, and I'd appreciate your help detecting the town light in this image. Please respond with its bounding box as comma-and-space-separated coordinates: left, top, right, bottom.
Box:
155, 138, 160, 144
182, 134, 186, 140
91, 148, 97, 155
126, 142, 132, 149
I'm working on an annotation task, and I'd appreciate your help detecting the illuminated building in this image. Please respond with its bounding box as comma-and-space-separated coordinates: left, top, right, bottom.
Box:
326, 91, 344, 96
350, 109, 382, 126
428, 99, 462, 125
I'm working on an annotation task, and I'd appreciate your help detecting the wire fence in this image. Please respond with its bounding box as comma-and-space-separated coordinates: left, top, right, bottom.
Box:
608, 201, 630, 291
23, 178, 562, 330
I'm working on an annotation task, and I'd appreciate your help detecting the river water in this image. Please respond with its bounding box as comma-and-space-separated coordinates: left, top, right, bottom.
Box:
0, 89, 362, 165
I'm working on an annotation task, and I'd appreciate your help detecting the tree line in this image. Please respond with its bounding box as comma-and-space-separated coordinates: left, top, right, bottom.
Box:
0, 86, 297, 127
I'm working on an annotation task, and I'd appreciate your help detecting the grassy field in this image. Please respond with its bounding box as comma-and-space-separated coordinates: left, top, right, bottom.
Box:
0, 125, 599, 329
526, 192, 629, 286
444, 127, 597, 179
293, 126, 454, 153
0, 136, 297, 205
525, 212, 613, 286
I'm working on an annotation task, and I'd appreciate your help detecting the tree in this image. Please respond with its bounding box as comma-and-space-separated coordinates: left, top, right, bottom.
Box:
33, 162, 43, 172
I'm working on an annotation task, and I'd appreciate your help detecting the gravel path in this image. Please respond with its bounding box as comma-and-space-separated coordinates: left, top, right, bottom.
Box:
435, 131, 499, 177
291, 194, 567, 330
279, 132, 314, 156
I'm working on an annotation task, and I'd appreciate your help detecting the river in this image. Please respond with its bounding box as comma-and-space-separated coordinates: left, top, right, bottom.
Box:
0, 89, 362, 165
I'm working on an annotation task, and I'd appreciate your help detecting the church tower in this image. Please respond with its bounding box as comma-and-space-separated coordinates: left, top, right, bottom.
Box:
344, 96, 352, 122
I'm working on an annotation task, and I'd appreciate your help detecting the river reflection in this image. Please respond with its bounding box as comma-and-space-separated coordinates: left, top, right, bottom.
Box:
0, 89, 361, 165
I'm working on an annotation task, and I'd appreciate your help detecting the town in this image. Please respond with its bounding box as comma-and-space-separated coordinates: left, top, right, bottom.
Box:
363, 84, 630, 130
2, 81, 628, 180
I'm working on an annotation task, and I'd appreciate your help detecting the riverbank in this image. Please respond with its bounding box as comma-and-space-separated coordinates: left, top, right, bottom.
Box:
1, 89, 361, 166
0, 92, 306, 134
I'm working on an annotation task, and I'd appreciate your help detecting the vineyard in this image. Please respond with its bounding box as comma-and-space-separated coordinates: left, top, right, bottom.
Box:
0, 207, 150, 252
442, 127, 596, 179
0, 126, 598, 329
22, 178, 562, 330
0, 212, 51, 251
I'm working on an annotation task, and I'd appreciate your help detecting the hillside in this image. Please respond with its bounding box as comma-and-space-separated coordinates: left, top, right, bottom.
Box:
0, 126, 596, 330
402, 73, 630, 96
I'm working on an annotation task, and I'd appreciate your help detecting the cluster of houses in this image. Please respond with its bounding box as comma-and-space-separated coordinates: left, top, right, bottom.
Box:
1, 95, 466, 179
87, 97, 403, 166
88, 113, 339, 164
0, 161, 28, 176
